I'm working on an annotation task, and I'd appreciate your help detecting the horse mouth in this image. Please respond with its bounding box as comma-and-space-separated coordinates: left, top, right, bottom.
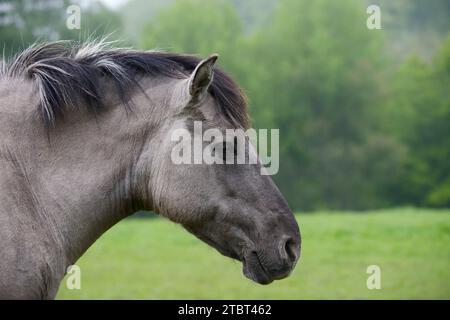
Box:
242, 251, 273, 285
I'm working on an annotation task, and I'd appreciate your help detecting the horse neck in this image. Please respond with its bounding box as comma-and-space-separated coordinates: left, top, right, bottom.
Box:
3, 76, 172, 267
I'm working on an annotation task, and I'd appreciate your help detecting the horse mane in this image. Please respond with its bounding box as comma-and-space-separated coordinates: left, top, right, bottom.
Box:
1, 40, 249, 128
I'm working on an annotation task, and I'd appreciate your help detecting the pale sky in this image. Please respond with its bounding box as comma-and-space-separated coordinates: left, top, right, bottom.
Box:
96, 0, 130, 10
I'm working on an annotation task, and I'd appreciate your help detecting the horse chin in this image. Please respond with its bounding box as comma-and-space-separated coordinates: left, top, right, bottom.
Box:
242, 251, 273, 285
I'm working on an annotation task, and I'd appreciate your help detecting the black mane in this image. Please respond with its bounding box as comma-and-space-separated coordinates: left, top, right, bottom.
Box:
2, 41, 249, 128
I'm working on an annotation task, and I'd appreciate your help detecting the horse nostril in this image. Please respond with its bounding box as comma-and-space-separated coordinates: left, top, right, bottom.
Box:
282, 237, 298, 265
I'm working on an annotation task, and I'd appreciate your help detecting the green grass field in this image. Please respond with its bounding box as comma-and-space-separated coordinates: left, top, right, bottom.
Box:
57, 208, 450, 299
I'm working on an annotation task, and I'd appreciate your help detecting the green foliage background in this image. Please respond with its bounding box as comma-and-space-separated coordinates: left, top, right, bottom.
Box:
1, 0, 449, 210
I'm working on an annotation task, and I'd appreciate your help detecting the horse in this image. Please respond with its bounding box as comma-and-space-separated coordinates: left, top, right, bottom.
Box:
0, 41, 301, 299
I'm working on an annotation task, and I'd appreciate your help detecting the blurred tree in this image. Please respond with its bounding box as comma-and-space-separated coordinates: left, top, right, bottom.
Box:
60, 1, 125, 44
386, 36, 450, 207
0, 0, 124, 58
237, 0, 405, 210
122, 0, 174, 43
124, 0, 277, 43
0, 0, 68, 56
227, 0, 278, 34
139, 0, 242, 70
370, 0, 450, 61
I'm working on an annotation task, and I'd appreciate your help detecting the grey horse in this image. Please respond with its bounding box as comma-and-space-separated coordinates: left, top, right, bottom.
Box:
0, 41, 300, 299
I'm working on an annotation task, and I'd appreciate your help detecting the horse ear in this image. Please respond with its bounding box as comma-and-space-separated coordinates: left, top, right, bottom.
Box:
188, 54, 219, 100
